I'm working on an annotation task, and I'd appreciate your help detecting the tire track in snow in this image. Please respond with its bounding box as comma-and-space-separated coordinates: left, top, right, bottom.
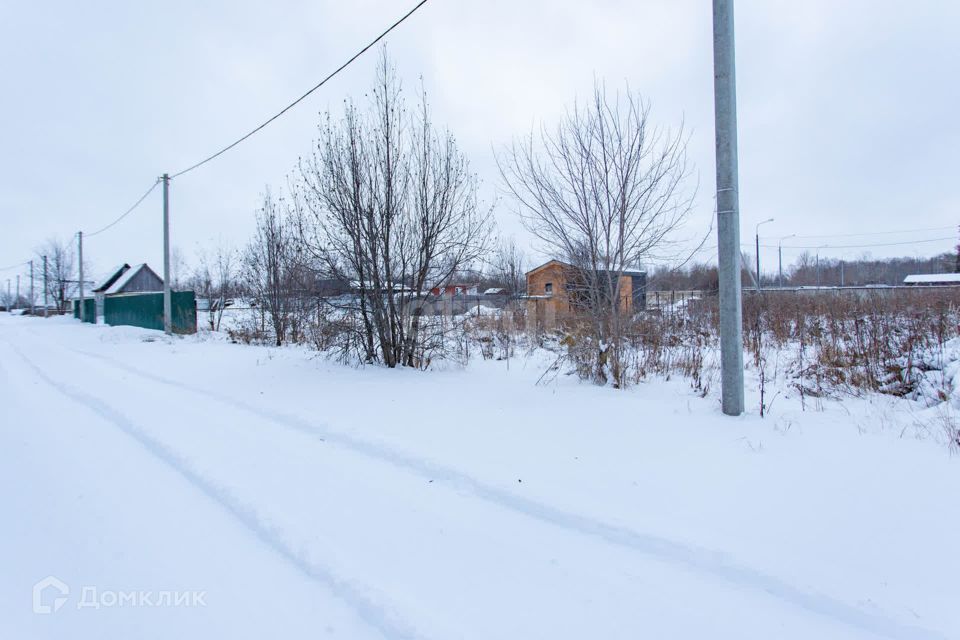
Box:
5, 340, 425, 640
51, 339, 947, 640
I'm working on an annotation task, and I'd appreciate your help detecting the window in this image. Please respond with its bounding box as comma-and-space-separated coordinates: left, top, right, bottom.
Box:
545, 282, 553, 294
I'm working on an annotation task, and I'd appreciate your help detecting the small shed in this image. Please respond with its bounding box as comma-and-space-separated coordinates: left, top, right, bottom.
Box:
525, 259, 647, 321
85, 263, 163, 320
104, 263, 164, 295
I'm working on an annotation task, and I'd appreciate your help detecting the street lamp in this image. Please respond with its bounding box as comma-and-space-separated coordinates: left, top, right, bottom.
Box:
755, 218, 774, 291
778, 234, 796, 288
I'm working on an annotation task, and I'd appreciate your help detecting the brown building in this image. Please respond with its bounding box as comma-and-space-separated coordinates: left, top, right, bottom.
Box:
524, 260, 647, 326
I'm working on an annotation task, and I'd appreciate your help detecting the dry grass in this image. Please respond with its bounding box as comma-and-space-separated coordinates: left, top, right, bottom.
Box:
739, 289, 959, 400
484, 289, 960, 403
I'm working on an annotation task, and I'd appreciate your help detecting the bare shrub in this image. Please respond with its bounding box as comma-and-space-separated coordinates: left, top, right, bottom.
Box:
543, 288, 959, 409
189, 241, 236, 332
296, 52, 491, 368
242, 189, 303, 346
737, 289, 959, 401
941, 410, 960, 454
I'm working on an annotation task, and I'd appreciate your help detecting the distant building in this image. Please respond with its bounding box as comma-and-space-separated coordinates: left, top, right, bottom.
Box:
903, 273, 960, 286
525, 259, 646, 324
101, 263, 164, 295
430, 284, 479, 296
81, 263, 164, 319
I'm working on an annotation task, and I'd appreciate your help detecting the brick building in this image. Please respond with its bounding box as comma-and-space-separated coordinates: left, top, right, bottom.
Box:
525, 260, 646, 326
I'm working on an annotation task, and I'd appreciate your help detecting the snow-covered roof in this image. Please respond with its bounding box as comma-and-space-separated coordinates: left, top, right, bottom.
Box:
903, 273, 960, 284
525, 259, 646, 277
484, 287, 505, 295
105, 263, 161, 295
93, 264, 130, 293
349, 280, 415, 293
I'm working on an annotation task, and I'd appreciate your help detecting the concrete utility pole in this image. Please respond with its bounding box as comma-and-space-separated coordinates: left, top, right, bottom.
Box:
840, 259, 845, 287
778, 234, 795, 288
15, 275, 20, 310
78, 231, 85, 322
162, 173, 172, 334
29, 260, 34, 315
713, 0, 744, 416
43, 255, 48, 317
755, 218, 773, 292
5, 279, 9, 311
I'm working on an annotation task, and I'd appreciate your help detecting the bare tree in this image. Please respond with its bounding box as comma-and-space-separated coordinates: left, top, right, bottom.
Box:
296, 52, 491, 367
171, 247, 188, 290
187, 259, 214, 322
243, 189, 300, 346
489, 236, 527, 297
191, 241, 236, 331
499, 84, 694, 386
955, 225, 960, 274
35, 236, 77, 314
0, 280, 13, 309
211, 243, 236, 331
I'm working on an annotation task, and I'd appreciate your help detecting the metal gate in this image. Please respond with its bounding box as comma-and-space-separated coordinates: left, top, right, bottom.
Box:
103, 291, 197, 333
72, 298, 96, 323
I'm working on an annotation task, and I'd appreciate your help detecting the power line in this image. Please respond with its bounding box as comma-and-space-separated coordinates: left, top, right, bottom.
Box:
788, 224, 956, 240
170, 0, 431, 179
762, 236, 956, 250
0, 260, 28, 272
85, 178, 161, 238
2, 180, 158, 280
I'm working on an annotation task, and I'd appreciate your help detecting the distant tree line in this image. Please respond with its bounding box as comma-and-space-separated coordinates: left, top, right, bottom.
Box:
646, 251, 957, 291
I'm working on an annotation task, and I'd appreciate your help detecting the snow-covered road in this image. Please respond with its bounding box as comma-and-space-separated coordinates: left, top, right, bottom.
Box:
1, 315, 956, 639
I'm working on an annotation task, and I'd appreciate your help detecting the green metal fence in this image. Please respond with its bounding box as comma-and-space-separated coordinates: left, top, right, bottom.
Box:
72, 298, 96, 323
103, 291, 197, 334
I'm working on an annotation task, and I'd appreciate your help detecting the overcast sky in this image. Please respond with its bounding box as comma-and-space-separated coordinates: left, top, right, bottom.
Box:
1, 0, 958, 282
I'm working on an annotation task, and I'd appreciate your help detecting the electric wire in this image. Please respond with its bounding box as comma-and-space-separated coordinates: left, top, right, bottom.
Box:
85, 178, 161, 238
786, 224, 956, 240
6, 2, 432, 282
170, 0, 430, 179
761, 236, 955, 250
0, 260, 29, 272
